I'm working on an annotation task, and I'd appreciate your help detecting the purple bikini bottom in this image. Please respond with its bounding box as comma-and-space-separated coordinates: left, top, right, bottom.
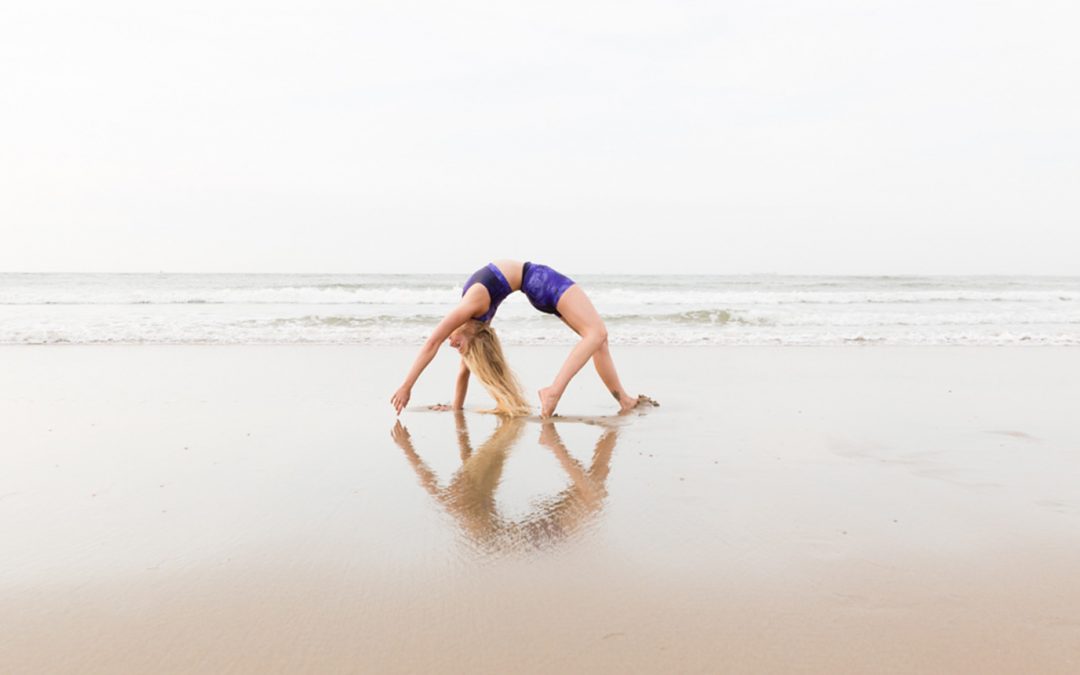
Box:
521, 262, 576, 317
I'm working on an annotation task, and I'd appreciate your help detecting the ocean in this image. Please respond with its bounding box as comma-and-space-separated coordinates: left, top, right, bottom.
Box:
1, 273, 1078, 346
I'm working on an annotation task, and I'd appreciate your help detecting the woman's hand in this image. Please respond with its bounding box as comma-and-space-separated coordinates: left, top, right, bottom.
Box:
390, 386, 411, 415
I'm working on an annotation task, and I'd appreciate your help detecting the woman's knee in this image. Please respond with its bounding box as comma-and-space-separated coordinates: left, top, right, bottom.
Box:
584, 326, 608, 346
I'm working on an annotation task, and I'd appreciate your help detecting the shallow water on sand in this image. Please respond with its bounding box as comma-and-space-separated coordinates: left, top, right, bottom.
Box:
2, 346, 1080, 673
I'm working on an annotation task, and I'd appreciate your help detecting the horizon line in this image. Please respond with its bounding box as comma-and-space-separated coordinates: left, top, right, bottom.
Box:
2, 270, 1079, 278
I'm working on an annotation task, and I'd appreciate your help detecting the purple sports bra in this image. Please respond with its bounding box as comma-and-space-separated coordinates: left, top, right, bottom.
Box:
462, 263, 513, 322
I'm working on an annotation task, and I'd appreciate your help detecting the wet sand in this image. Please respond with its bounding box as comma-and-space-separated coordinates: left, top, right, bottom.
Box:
2, 345, 1079, 673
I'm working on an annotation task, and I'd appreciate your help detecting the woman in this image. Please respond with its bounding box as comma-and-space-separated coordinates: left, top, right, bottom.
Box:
389, 259, 649, 418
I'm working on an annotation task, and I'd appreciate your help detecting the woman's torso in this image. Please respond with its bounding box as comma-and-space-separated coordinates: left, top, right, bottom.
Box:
489, 259, 524, 291
464, 259, 575, 320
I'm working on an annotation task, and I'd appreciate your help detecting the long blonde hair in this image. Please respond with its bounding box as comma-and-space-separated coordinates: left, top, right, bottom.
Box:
461, 321, 531, 417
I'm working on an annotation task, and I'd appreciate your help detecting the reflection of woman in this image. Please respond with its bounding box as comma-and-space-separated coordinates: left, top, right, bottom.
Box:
390, 414, 617, 553
392, 414, 524, 545
390, 259, 652, 418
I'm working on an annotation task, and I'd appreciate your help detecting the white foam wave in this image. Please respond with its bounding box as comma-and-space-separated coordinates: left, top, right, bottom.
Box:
2, 274, 1079, 347
1, 278, 1077, 307
0, 285, 462, 306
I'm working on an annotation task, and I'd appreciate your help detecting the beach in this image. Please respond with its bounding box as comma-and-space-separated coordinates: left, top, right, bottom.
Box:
7, 0, 1080, 668
2, 344, 1079, 673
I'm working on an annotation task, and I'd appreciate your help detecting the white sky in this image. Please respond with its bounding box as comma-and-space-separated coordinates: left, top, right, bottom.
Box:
2, 0, 1078, 274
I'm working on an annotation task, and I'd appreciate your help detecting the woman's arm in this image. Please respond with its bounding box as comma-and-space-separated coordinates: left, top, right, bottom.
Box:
391, 298, 483, 415
452, 359, 470, 410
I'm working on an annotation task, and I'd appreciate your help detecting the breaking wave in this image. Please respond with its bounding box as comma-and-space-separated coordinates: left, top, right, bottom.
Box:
2, 273, 1078, 346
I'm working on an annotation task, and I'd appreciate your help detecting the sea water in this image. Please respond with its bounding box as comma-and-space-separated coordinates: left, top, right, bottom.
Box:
1, 273, 1077, 346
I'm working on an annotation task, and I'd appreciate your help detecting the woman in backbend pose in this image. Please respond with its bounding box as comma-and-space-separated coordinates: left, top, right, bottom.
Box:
390, 259, 652, 418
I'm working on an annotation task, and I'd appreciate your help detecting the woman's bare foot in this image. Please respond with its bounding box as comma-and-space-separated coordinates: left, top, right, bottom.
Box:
617, 393, 640, 413
618, 394, 659, 415
538, 386, 562, 418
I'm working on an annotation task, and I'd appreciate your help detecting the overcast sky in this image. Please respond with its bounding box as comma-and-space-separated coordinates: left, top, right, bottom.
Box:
2, 0, 1078, 274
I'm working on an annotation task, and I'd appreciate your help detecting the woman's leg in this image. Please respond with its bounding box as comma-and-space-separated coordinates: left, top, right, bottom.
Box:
539, 285, 637, 417
591, 338, 640, 412
553, 304, 635, 409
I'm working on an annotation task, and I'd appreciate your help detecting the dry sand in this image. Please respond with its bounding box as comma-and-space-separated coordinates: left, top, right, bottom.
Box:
2, 345, 1079, 673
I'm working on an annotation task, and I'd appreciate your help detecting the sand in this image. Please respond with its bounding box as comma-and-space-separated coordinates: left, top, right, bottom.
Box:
1, 345, 1079, 673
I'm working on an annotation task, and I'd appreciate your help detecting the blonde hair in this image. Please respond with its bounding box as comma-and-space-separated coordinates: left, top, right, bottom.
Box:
461, 321, 531, 417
